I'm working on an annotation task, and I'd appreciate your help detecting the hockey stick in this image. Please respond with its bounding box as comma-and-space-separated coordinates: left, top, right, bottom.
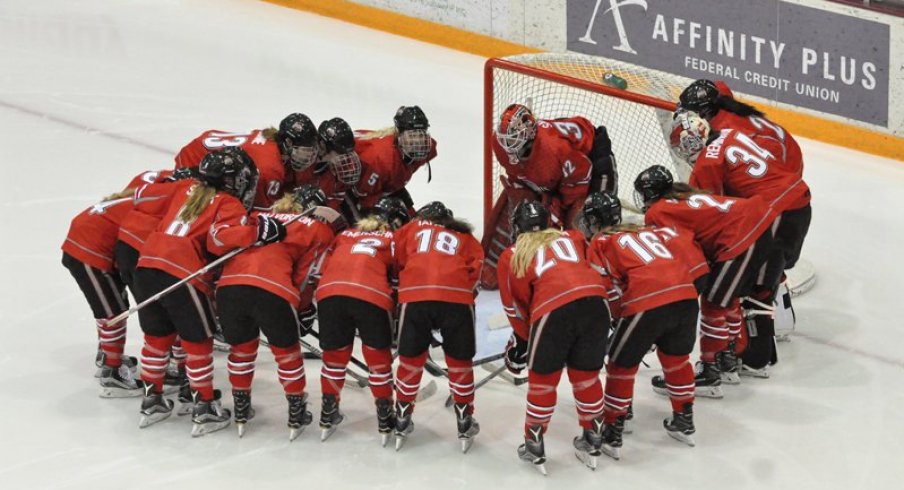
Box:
444, 363, 507, 408
102, 207, 322, 327
481, 361, 529, 386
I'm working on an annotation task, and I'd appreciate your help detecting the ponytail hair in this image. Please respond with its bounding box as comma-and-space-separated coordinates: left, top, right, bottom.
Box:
597, 223, 644, 236
272, 193, 303, 214
423, 215, 473, 234
261, 127, 278, 141
356, 215, 391, 233
178, 183, 218, 223
358, 126, 397, 141
102, 188, 136, 202
663, 182, 710, 200
511, 229, 565, 278
715, 96, 764, 118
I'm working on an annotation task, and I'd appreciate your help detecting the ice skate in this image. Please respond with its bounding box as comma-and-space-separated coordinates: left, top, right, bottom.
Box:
287, 393, 313, 441
518, 425, 547, 476
600, 416, 624, 461
233, 390, 254, 438
739, 363, 770, 378
95, 352, 137, 378
717, 345, 741, 385
375, 398, 395, 447
319, 394, 344, 442
394, 401, 415, 451
454, 403, 480, 454
652, 361, 723, 399
138, 384, 174, 428
162, 365, 184, 395
190, 390, 232, 437
663, 403, 696, 447
622, 403, 634, 434
99, 363, 143, 398
573, 419, 603, 470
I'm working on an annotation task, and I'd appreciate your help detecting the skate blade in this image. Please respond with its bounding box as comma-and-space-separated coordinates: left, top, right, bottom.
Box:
601, 444, 621, 461
176, 402, 193, 416
623, 420, 634, 435
320, 426, 338, 442
191, 419, 231, 438
236, 422, 246, 438
444, 395, 454, 408
721, 372, 741, 385
395, 434, 407, 451
575, 450, 598, 470
138, 410, 172, 429
380, 432, 390, 448
740, 367, 770, 379
460, 437, 474, 454
99, 386, 143, 398
94, 367, 103, 378
696, 385, 724, 399
667, 430, 696, 447
289, 425, 307, 442
651, 386, 668, 397
526, 461, 547, 476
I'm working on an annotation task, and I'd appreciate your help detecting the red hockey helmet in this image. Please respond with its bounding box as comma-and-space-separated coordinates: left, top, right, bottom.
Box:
496, 103, 537, 157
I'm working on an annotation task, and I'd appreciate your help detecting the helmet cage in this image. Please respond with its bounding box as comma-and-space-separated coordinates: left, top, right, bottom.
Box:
397, 129, 432, 161
496, 105, 537, 156
327, 150, 362, 185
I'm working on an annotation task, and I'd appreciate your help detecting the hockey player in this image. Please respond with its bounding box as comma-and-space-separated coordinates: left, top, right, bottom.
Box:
482, 103, 616, 289
634, 166, 776, 398
352, 106, 438, 212
314, 197, 409, 445
391, 201, 483, 452
133, 149, 286, 436
317, 117, 366, 216
61, 169, 170, 397
497, 201, 609, 474
216, 185, 335, 440
174, 112, 321, 209
670, 106, 811, 375
582, 192, 701, 458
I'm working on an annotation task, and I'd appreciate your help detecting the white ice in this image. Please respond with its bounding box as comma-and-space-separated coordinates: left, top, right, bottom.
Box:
2, 1, 903, 488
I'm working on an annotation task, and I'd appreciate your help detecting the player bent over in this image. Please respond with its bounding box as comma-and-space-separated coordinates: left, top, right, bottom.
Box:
314, 197, 409, 444
583, 192, 702, 457
133, 150, 285, 435
391, 201, 484, 452
216, 185, 335, 440
497, 201, 610, 474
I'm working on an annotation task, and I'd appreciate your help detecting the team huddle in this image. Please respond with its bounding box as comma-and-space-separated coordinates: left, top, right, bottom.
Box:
62, 79, 811, 474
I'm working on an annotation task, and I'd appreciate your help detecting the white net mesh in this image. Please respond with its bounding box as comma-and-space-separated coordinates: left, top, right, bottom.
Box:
487, 52, 695, 214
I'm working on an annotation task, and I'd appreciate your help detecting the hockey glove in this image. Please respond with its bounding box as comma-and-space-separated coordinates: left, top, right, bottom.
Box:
256, 216, 286, 245
297, 305, 317, 337
504, 332, 529, 375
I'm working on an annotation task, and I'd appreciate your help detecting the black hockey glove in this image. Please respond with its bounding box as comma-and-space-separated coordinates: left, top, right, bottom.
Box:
504, 332, 529, 375
297, 305, 316, 338
256, 216, 286, 245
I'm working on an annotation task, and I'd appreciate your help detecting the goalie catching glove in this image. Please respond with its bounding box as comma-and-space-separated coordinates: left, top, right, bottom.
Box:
504, 332, 529, 374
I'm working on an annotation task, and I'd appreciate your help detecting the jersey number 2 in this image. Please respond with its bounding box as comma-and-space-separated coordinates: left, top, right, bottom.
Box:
535, 238, 579, 276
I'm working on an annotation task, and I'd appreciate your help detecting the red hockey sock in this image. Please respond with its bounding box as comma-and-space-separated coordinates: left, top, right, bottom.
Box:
657, 351, 695, 412
227, 338, 259, 393
362, 345, 394, 400
603, 363, 637, 424
726, 298, 743, 341
395, 351, 428, 406
271, 343, 306, 396
320, 345, 352, 399
171, 337, 186, 372
524, 370, 562, 436
699, 301, 730, 362
568, 367, 605, 429
96, 318, 126, 368
446, 356, 475, 408
182, 338, 215, 401
140, 332, 177, 394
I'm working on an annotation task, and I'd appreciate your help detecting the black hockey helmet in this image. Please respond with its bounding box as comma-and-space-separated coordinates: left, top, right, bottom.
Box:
678, 79, 720, 119
633, 165, 674, 212
199, 148, 259, 211
277, 113, 321, 171
394, 106, 432, 161
394, 105, 429, 132
319, 117, 361, 185
292, 183, 327, 212
371, 196, 410, 230
581, 192, 622, 234
416, 201, 453, 221
510, 200, 551, 238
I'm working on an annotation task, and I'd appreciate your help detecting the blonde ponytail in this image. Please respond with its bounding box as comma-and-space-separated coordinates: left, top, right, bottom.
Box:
102, 188, 136, 202
356, 216, 391, 232
511, 229, 565, 278
358, 126, 397, 141
272, 194, 303, 214
178, 184, 218, 223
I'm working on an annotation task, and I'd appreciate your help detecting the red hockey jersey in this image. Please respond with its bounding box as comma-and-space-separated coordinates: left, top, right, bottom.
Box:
62, 170, 171, 271
118, 177, 186, 251
218, 212, 334, 308
174, 129, 287, 209
587, 227, 699, 318
315, 228, 395, 311
492, 117, 595, 226
393, 220, 483, 305
690, 129, 810, 214
353, 132, 438, 209
497, 229, 607, 339
136, 184, 257, 292
644, 193, 776, 262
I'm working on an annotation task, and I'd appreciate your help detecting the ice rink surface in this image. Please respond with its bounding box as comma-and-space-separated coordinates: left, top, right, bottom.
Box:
2, 1, 904, 488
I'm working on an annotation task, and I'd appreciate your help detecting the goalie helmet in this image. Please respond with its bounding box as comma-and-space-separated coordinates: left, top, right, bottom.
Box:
277, 113, 321, 172
669, 111, 710, 165
199, 148, 259, 211
371, 196, 410, 230
319, 117, 361, 185
581, 192, 621, 234
510, 200, 550, 238
633, 165, 674, 212
678, 79, 720, 119
496, 103, 537, 157
292, 183, 327, 212
394, 105, 432, 162
416, 201, 453, 221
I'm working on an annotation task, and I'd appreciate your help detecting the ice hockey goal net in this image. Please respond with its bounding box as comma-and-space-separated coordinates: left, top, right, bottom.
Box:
484, 52, 692, 221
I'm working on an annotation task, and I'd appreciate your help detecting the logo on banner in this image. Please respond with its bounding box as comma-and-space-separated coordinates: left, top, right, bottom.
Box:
578, 0, 648, 54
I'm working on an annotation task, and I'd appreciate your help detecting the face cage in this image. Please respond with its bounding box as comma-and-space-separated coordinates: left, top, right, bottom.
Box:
327, 151, 362, 185
397, 129, 432, 161
495, 120, 535, 156
224, 171, 258, 211
288, 145, 319, 172
633, 189, 655, 213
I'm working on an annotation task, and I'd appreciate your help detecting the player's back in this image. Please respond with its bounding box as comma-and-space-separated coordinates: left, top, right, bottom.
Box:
316, 228, 395, 310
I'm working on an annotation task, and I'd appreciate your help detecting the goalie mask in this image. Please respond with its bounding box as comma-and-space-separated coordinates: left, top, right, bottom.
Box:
633, 165, 673, 212
496, 103, 536, 158
199, 148, 259, 211
319, 117, 361, 186
394, 105, 432, 162
277, 113, 321, 172
581, 192, 621, 235
670, 111, 710, 165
